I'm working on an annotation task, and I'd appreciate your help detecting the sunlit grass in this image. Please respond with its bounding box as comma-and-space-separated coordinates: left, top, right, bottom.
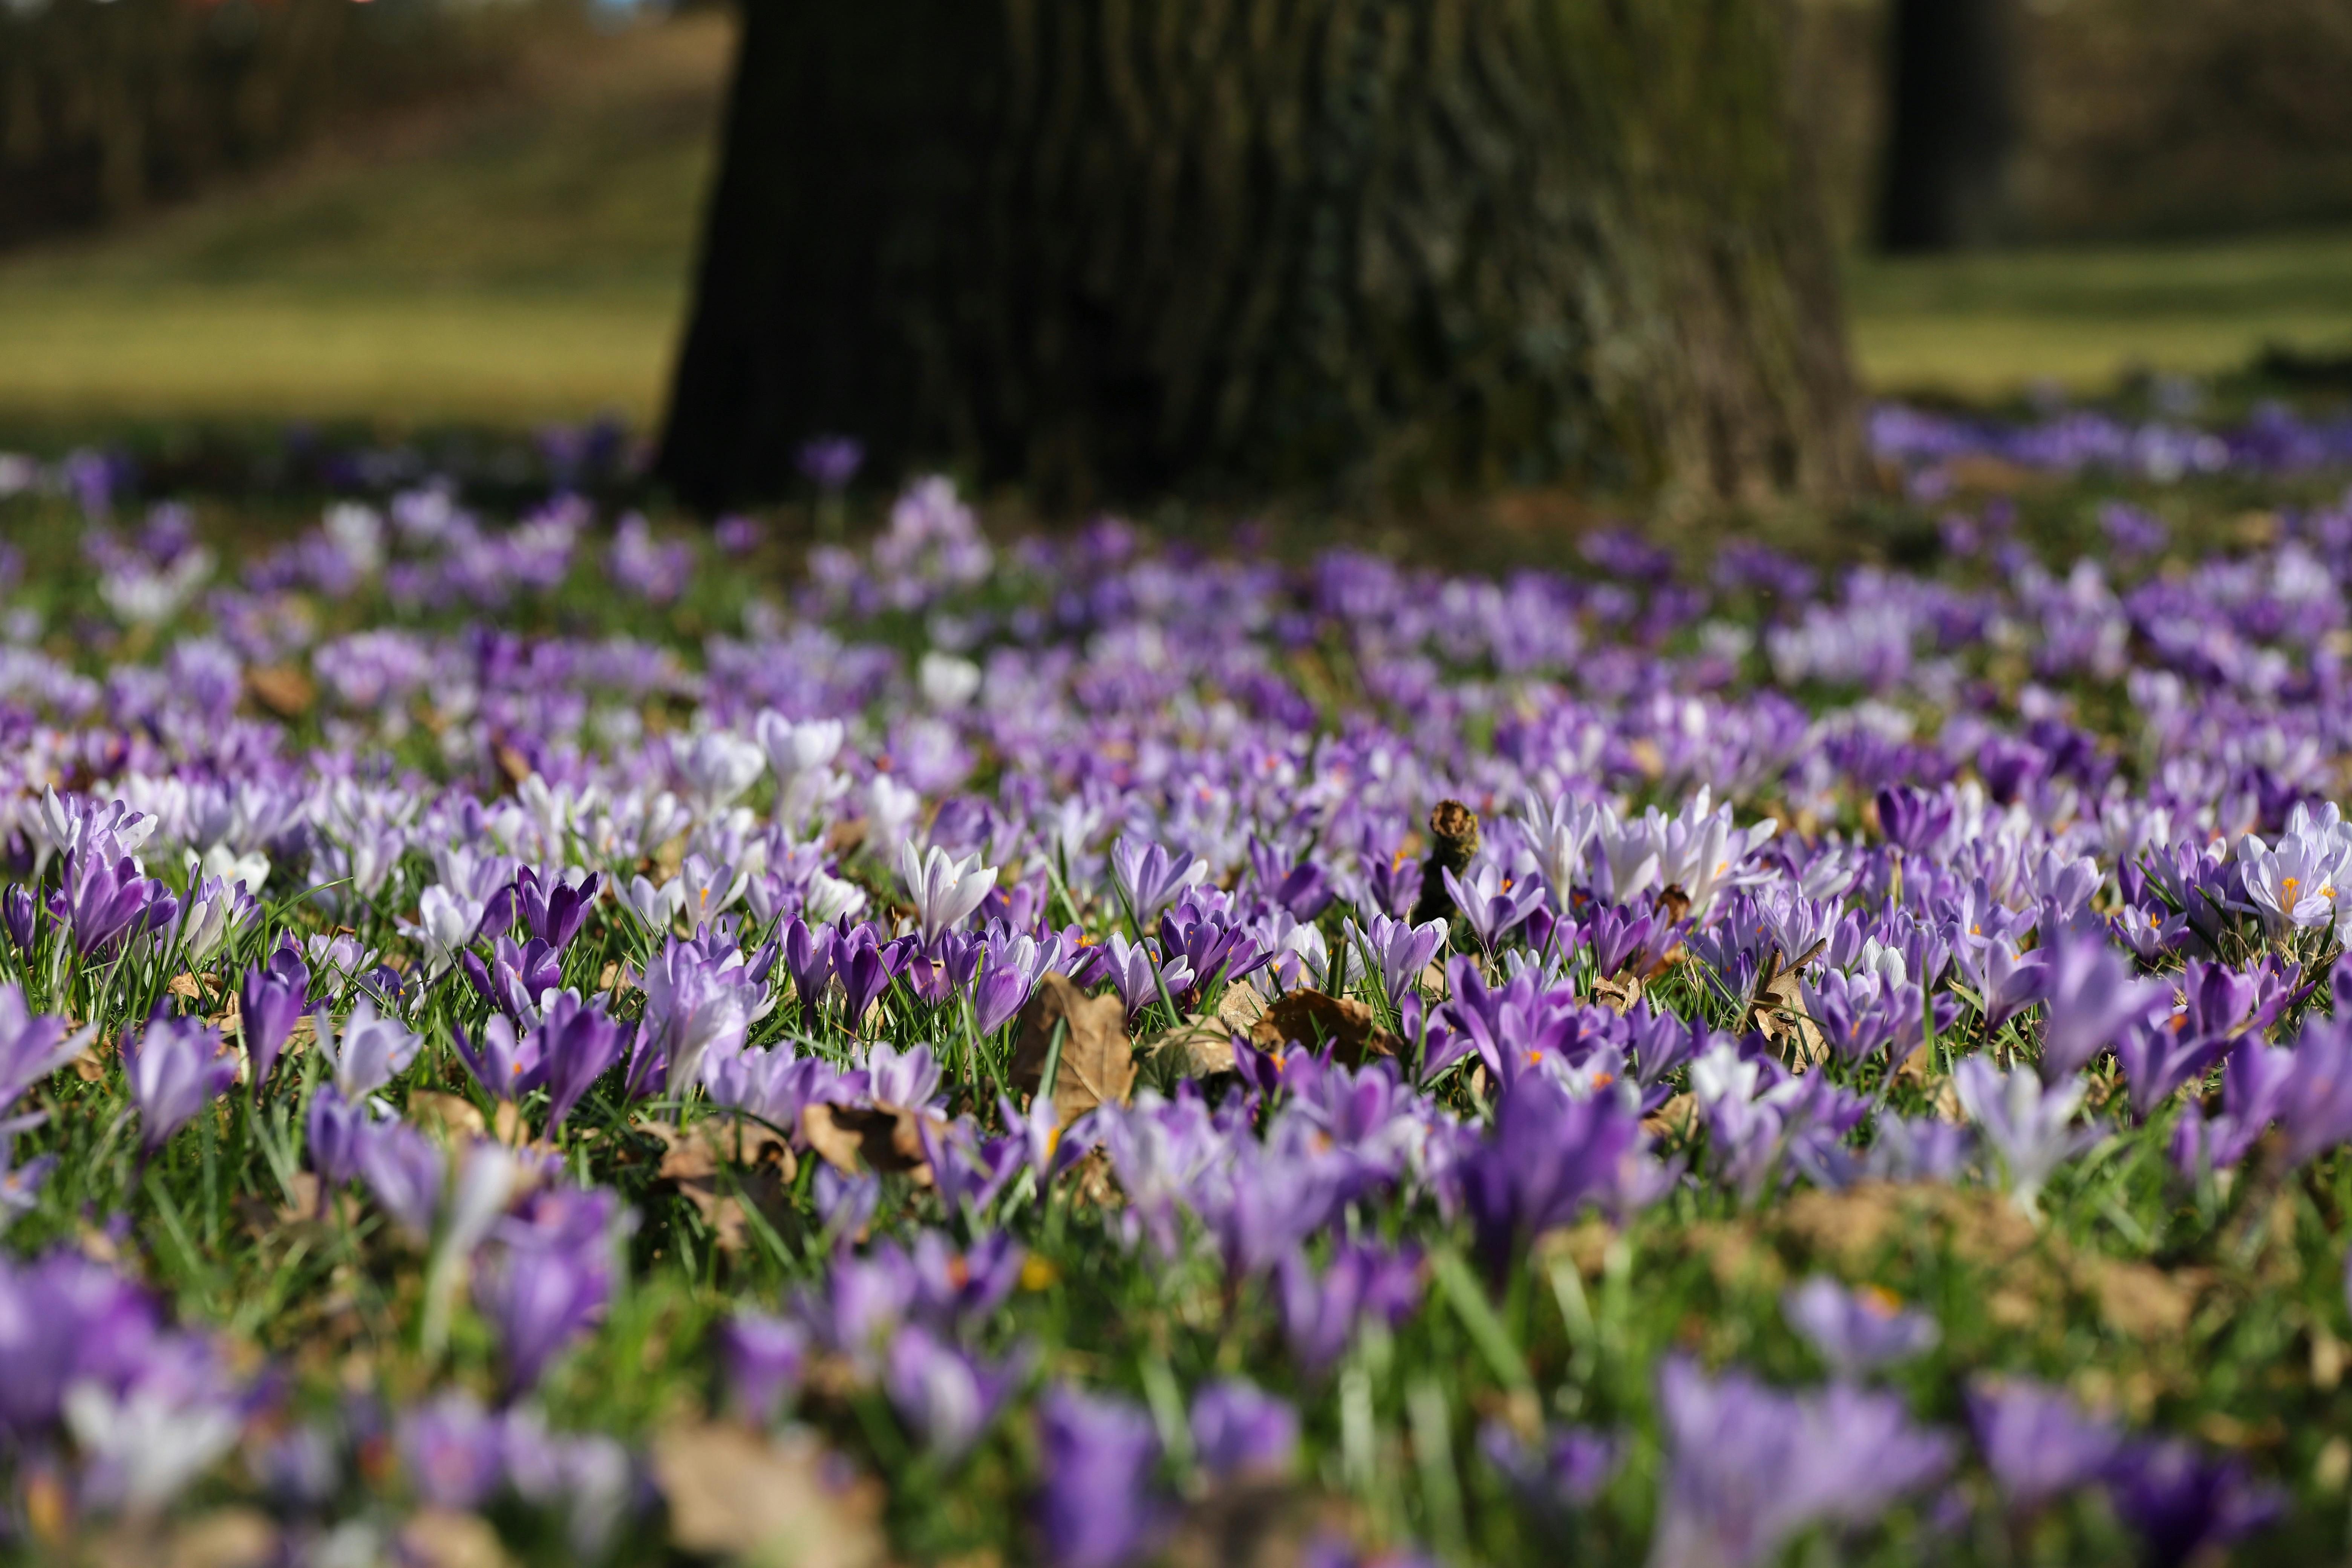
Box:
1848, 227, 2352, 395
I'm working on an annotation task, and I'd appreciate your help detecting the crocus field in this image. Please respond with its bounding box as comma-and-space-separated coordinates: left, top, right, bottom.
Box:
6, 399, 2352, 1567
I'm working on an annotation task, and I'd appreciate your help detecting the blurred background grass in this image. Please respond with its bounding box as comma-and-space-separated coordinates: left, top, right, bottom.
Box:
2, 4, 2350, 429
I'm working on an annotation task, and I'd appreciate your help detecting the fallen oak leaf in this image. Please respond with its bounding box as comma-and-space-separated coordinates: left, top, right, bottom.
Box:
653, 1423, 886, 1568
406, 1092, 487, 1144
1249, 990, 1397, 1068
1011, 973, 1135, 1122
643, 1118, 800, 1257
1144, 1016, 1239, 1080
244, 665, 315, 721
799, 1104, 936, 1179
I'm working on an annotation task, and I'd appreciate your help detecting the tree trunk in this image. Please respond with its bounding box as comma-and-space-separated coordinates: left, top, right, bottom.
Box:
659, 0, 1862, 515
1877, 0, 2014, 252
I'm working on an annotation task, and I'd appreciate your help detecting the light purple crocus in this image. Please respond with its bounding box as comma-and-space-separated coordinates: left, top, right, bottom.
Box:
0, 983, 89, 1109
1037, 1385, 1165, 1568
533, 990, 630, 1133
1781, 1277, 1939, 1381
1109, 838, 1204, 924
121, 1014, 235, 1153
721, 1311, 809, 1426
1479, 1419, 1620, 1514
1951, 1057, 2104, 1214
314, 996, 421, 1101
2105, 1438, 2285, 1568
1188, 1378, 1297, 1483
237, 950, 308, 1089
1648, 1356, 1953, 1568
884, 1326, 1026, 1461
1276, 1242, 1424, 1377
398, 1390, 505, 1511
2035, 928, 2165, 1081
1963, 1376, 2121, 1513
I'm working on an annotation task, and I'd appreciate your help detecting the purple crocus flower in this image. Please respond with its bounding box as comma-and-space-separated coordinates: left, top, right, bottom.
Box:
2104, 1438, 2285, 1568
2170, 1043, 2297, 1178
885, 1326, 1026, 1461
1648, 1356, 1953, 1568
835, 929, 908, 1031
2035, 928, 2166, 1081
532, 990, 630, 1134
1963, 1377, 2121, 1512
462, 936, 565, 1025
2277, 1013, 2352, 1169
1109, 837, 1205, 924
782, 917, 838, 1030
720, 1311, 808, 1426
0, 983, 88, 1109
918, 1118, 1025, 1217
356, 1121, 444, 1240
237, 955, 307, 1089
55, 846, 165, 955
1781, 1277, 1939, 1380
636, 936, 755, 1102
121, 1015, 235, 1152
314, 996, 422, 1101
0, 1251, 162, 1439
971, 960, 1032, 1038
453, 1014, 541, 1105
305, 1084, 371, 1189
864, 1042, 942, 1111
1276, 1242, 1424, 1377
1952, 1057, 2104, 1214
1036, 1385, 1165, 1568
1461, 1073, 1642, 1276
798, 435, 864, 491
1350, 913, 1448, 1011
1092, 933, 1193, 1018
1875, 786, 1953, 857
518, 866, 600, 951
1951, 931, 2047, 1035
475, 1188, 619, 1395
398, 1390, 505, 1511
1439, 862, 1545, 954
1188, 1379, 1297, 1483
0, 886, 35, 955
1479, 1419, 1620, 1514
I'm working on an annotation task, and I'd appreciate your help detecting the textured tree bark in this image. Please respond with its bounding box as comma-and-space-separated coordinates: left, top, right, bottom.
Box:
659, 0, 1861, 516
1877, 0, 2015, 252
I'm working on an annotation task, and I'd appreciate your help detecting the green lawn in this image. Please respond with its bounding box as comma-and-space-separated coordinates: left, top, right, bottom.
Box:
0, 14, 722, 428
0, 11, 2346, 428
1848, 227, 2352, 394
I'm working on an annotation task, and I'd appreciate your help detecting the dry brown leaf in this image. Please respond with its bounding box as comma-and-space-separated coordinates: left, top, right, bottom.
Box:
1161, 1482, 1331, 1568
1145, 1017, 1239, 1080
86, 1510, 279, 1568
2089, 1260, 2202, 1341
799, 1104, 935, 1178
1011, 973, 1134, 1123
647, 1119, 799, 1256
1592, 974, 1643, 1015
165, 972, 205, 1002
407, 1092, 487, 1144
244, 665, 315, 720
492, 742, 534, 791
1214, 982, 1267, 1035
654, 1423, 886, 1568
1641, 1092, 1697, 1141
1249, 991, 1397, 1067
398, 1510, 515, 1568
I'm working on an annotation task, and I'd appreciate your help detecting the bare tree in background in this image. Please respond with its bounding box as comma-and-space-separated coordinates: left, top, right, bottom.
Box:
1878, 0, 2015, 251
658, 0, 1862, 515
